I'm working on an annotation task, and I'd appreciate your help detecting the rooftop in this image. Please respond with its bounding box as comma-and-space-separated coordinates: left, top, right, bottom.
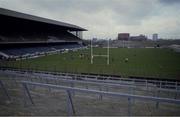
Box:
0, 8, 87, 31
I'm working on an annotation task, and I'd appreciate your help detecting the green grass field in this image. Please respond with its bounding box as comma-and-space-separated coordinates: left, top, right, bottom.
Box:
1, 48, 180, 80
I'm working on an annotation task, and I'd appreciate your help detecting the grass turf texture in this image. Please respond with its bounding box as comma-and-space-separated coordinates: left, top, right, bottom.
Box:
1, 48, 180, 80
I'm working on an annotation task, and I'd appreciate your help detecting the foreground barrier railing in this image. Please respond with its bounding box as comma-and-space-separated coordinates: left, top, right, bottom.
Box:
1, 70, 180, 103
21, 81, 180, 116
1, 67, 179, 86
1, 68, 179, 90
0, 80, 11, 101
1, 70, 180, 96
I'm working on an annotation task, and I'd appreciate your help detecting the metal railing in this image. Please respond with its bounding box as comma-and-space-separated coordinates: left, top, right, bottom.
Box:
1, 68, 179, 89
1, 69, 180, 93
21, 81, 180, 116
1, 69, 180, 116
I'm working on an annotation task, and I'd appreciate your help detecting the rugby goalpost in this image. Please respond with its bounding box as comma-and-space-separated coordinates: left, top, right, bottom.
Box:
91, 39, 110, 65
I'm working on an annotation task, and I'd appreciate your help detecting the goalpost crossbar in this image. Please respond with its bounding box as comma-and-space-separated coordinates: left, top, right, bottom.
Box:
91, 39, 110, 65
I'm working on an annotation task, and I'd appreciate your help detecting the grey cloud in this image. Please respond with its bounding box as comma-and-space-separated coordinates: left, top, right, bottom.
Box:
159, 0, 180, 4
39, 0, 156, 25
0, 0, 180, 39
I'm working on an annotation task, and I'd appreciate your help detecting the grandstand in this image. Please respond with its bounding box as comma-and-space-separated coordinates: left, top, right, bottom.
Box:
0, 8, 87, 59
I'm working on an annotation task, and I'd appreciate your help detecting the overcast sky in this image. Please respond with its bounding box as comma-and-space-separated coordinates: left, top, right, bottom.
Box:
0, 0, 180, 39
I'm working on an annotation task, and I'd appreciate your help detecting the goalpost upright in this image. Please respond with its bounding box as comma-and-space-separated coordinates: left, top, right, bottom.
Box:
91, 39, 110, 65
107, 39, 109, 65
91, 39, 93, 64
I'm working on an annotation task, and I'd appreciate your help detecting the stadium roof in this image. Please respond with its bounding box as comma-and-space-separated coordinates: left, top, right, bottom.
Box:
0, 8, 87, 31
